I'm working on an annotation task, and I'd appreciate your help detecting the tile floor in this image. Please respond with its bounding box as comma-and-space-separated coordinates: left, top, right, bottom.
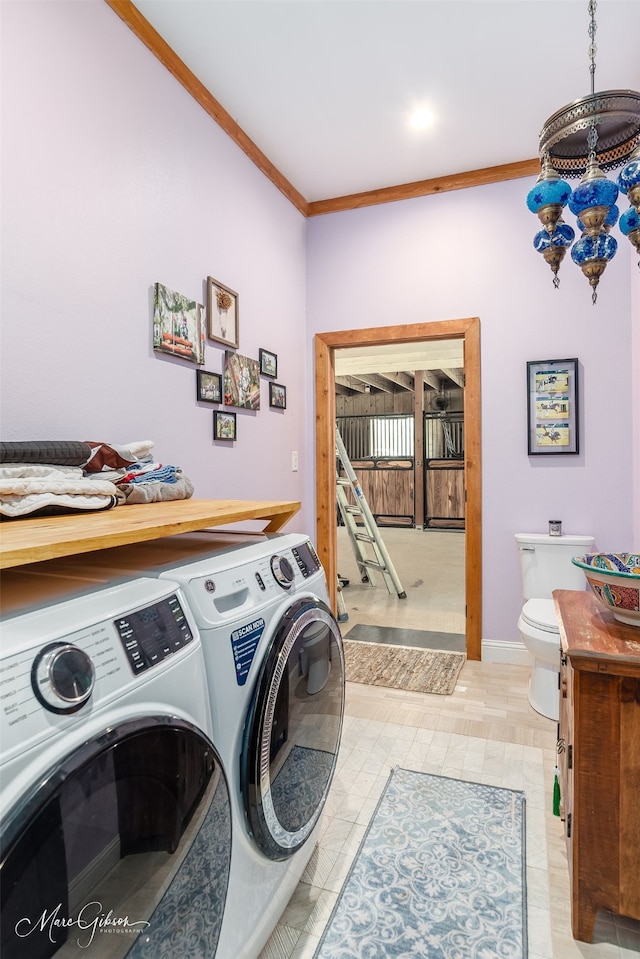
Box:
258, 529, 640, 959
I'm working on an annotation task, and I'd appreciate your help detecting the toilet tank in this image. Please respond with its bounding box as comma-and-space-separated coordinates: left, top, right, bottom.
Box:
515, 533, 595, 600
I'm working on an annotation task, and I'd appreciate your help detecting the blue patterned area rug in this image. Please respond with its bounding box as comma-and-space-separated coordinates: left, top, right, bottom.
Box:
314, 768, 527, 959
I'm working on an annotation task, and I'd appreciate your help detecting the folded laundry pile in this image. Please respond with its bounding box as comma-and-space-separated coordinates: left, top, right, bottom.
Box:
112, 462, 194, 504
0, 440, 194, 518
0, 464, 121, 519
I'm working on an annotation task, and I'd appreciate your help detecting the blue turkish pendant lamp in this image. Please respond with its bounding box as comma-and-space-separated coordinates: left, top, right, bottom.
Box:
527, 158, 572, 286
620, 206, 640, 269
528, 1, 640, 302
568, 151, 619, 303
618, 143, 640, 268
571, 233, 618, 302
533, 221, 575, 288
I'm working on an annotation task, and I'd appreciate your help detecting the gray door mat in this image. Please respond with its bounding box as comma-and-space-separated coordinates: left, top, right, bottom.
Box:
343, 623, 466, 653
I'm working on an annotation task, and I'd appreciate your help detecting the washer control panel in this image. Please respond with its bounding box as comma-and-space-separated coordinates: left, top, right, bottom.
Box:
113, 594, 194, 675
291, 540, 321, 578
165, 534, 329, 626
0, 579, 198, 754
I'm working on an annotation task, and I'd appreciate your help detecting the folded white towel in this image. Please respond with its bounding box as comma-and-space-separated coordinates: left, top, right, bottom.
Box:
0, 464, 120, 517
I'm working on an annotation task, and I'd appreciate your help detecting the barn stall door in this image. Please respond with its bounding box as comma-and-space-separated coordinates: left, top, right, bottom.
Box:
337, 415, 414, 527
423, 412, 465, 530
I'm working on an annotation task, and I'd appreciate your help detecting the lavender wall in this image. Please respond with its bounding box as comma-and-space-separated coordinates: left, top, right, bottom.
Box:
306, 183, 637, 647
1, 0, 311, 533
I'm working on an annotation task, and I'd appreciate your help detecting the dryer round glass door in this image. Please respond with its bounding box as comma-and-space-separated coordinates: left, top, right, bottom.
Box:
0, 718, 231, 959
241, 598, 345, 860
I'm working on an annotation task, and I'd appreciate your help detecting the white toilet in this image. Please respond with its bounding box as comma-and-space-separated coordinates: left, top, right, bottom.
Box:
515, 532, 595, 721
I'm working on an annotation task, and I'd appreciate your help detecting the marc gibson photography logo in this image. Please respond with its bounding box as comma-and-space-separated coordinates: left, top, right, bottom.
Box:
15, 901, 151, 949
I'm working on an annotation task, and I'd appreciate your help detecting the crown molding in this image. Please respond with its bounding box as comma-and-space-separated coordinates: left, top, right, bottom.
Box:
306, 160, 540, 216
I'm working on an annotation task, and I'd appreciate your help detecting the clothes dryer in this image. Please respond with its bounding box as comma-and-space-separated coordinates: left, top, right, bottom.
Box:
0, 573, 232, 959
26, 532, 346, 959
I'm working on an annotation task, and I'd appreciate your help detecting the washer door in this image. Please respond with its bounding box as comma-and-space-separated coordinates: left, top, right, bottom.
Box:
241, 598, 345, 860
1, 718, 231, 959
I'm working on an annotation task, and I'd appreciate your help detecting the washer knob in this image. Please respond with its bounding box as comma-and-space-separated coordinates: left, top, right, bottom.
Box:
32, 643, 95, 713
270, 554, 295, 589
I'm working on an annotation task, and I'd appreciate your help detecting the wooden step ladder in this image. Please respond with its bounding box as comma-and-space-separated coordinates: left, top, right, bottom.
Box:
336, 426, 406, 599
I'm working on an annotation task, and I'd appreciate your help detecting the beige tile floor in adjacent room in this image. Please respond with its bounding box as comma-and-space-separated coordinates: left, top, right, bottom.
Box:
259, 528, 640, 959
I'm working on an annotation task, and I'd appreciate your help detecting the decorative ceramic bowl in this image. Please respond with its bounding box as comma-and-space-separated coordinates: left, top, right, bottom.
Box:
572, 553, 640, 627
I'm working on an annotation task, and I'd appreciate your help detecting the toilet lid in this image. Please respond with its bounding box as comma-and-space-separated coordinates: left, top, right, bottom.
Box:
521, 598, 559, 633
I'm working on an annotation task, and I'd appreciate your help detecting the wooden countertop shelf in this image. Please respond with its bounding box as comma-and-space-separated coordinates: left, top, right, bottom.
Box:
0, 499, 301, 569
553, 589, 640, 675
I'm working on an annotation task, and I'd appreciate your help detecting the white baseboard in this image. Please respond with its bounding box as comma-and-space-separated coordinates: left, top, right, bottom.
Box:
481, 639, 529, 666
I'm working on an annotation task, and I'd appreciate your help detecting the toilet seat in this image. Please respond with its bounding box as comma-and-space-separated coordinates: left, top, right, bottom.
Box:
521, 598, 559, 634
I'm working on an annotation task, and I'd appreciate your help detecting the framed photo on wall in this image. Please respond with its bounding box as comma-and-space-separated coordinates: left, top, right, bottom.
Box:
196, 369, 222, 404
223, 351, 260, 410
269, 382, 286, 410
259, 348, 278, 378
214, 410, 237, 442
527, 358, 579, 455
153, 282, 205, 365
207, 277, 239, 349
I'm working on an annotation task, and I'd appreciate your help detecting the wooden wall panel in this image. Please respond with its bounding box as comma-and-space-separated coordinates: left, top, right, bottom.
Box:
426, 463, 465, 527
350, 461, 414, 519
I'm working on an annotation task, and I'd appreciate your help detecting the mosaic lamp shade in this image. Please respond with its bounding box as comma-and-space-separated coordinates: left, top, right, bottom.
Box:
526, 161, 572, 234
619, 206, 640, 267
617, 143, 640, 214
568, 158, 619, 236
571, 232, 618, 303
533, 221, 575, 287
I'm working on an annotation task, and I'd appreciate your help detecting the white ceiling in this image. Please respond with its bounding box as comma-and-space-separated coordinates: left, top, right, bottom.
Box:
132, 0, 640, 203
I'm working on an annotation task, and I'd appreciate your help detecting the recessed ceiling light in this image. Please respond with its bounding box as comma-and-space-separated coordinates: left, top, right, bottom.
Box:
409, 106, 436, 131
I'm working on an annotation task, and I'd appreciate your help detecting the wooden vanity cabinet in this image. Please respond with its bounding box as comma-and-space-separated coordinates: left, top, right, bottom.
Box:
554, 589, 640, 943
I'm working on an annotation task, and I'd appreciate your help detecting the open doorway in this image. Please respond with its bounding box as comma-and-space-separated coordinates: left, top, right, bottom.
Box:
314, 318, 481, 661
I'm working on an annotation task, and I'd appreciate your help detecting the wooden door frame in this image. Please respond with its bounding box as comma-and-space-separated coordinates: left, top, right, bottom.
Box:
314, 317, 482, 661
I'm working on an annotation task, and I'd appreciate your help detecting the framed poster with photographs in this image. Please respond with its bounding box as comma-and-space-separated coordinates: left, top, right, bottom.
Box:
259, 348, 278, 378
269, 382, 286, 410
527, 358, 579, 455
207, 277, 239, 349
214, 410, 237, 442
196, 369, 222, 404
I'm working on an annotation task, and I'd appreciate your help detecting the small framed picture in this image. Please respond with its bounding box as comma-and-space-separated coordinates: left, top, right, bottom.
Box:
269, 382, 287, 410
196, 369, 222, 404
214, 410, 237, 441
223, 351, 260, 410
527, 358, 579, 455
259, 348, 278, 378
207, 276, 239, 349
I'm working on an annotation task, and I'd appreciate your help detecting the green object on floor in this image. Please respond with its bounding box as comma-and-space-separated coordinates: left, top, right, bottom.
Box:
553, 767, 561, 817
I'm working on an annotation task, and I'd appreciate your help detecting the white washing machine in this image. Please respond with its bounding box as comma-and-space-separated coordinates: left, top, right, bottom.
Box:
0, 573, 233, 959
24, 531, 346, 959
